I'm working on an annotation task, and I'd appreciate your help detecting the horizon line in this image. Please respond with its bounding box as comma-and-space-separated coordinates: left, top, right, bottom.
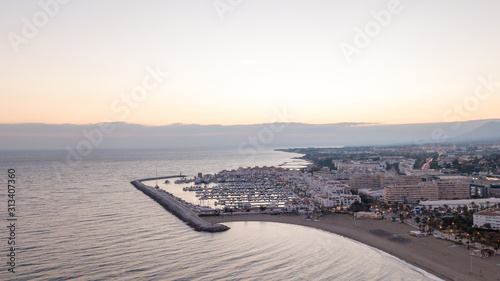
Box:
1, 118, 499, 127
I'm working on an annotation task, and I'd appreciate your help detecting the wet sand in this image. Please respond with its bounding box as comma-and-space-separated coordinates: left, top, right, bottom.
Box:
203, 214, 500, 281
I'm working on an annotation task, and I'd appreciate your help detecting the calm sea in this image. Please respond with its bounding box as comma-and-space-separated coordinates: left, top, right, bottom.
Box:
0, 148, 440, 280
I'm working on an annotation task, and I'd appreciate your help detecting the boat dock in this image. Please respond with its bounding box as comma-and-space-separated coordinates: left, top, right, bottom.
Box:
130, 176, 230, 233
184, 181, 298, 209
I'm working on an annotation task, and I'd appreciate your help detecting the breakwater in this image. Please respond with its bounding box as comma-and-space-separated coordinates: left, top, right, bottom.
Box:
130, 177, 230, 233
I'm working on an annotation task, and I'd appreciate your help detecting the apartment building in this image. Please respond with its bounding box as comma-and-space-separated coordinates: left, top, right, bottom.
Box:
385, 179, 470, 204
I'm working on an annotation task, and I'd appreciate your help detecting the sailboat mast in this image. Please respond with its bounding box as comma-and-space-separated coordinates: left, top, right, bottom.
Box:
155, 166, 159, 188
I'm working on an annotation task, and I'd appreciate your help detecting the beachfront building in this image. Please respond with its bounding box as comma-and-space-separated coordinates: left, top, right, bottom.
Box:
385, 179, 471, 204
385, 183, 436, 204
283, 198, 316, 214
473, 208, 500, 230
315, 193, 361, 209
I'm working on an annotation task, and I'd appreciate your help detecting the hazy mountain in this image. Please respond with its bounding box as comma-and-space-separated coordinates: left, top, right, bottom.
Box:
450, 121, 500, 142
0, 119, 499, 151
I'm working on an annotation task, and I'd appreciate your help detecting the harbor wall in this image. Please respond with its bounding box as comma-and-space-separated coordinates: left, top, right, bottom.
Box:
130, 178, 230, 233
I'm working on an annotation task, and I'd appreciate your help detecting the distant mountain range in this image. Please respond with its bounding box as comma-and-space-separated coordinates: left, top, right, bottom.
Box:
1, 119, 499, 150
452, 121, 500, 142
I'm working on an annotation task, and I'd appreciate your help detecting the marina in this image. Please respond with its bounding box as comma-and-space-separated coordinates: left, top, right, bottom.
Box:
151, 167, 307, 213
183, 181, 299, 209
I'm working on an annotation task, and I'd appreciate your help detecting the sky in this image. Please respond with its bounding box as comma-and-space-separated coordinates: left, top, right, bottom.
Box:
1, 0, 500, 126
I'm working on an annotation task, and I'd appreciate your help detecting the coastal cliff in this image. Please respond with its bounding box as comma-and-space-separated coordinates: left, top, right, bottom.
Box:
131, 178, 230, 233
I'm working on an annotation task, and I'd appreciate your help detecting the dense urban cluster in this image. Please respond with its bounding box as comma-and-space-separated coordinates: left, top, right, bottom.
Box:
278, 142, 500, 250
281, 143, 500, 202
188, 167, 361, 215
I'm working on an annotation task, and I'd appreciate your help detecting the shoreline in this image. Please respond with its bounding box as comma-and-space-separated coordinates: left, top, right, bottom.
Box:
202, 213, 500, 281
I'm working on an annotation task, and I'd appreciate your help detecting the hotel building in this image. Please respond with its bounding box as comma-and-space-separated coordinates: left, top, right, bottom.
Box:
473, 208, 500, 230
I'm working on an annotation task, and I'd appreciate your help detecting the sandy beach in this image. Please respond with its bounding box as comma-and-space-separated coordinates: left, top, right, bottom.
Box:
202, 214, 500, 281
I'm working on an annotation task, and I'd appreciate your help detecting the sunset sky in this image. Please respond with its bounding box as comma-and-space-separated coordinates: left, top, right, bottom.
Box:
1, 0, 500, 126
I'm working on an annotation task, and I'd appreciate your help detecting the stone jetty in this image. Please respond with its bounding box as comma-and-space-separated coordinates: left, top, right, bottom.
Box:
130, 176, 230, 233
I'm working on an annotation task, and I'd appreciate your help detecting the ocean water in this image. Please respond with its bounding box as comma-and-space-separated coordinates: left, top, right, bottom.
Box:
0, 148, 440, 280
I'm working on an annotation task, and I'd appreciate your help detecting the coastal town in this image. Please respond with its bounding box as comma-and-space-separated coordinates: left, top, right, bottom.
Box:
137, 141, 500, 280
155, 142, 500, 252
278, 143, 500, 251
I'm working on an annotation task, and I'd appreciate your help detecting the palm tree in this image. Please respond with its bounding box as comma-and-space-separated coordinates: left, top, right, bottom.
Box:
421, 217, 428, 232
259, 205, 266, 213
471, 202, 477, 211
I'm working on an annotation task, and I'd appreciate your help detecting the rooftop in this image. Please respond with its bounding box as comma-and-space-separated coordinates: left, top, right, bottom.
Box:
474, 208, 500, 217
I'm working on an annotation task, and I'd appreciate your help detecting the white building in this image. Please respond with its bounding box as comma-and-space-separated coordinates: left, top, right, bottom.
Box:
419, 198, 500, 209
315, 193, 360, 208
358, 188, 384, 200
284, 199, 316, 214
473, 208, 500, 230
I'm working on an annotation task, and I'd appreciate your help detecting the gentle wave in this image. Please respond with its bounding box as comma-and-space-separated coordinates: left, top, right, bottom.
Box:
0, 149, 439, 280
